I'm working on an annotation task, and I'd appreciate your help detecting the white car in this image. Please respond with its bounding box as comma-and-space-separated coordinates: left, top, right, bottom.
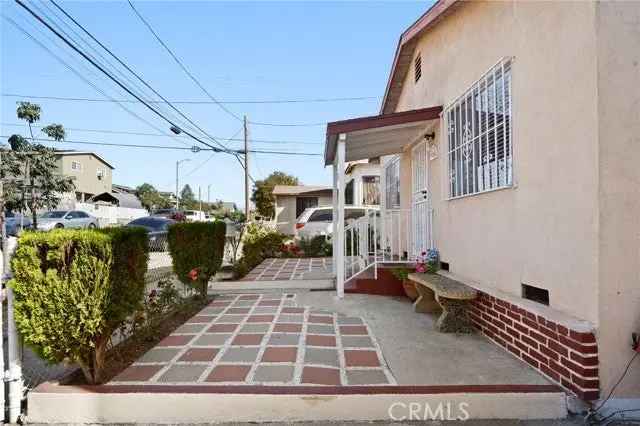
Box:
184, 210, 206, 222
294, 206, 378, 240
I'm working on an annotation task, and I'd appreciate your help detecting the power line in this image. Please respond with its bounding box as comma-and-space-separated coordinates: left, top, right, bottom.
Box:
125, 1, 329, 128
45, 0, 239, 157
1, 92, 378, 105
0, 136, 323, 156
0, 122, 324, 145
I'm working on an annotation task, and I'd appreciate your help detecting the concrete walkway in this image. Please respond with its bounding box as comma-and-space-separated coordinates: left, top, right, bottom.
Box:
241, 257, 332, 281
111, 293, 395, 386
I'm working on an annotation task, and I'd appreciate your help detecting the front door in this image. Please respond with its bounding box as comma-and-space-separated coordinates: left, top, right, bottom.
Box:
411, 141, 431, 258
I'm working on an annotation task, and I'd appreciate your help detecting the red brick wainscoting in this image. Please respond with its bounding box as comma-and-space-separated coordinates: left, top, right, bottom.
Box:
470, 292, 599, 401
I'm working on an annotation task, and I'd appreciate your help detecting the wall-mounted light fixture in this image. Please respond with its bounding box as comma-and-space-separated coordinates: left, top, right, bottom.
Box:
424, 132, 438, 160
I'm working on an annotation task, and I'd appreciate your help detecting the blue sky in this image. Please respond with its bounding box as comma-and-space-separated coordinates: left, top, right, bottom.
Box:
1, 1, 430, 207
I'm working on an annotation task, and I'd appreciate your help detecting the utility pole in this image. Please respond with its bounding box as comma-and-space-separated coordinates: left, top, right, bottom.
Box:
175, 158, 190, 210
243, 115, 250, 220
207, 184, 211, 214
198, 185, 202, 214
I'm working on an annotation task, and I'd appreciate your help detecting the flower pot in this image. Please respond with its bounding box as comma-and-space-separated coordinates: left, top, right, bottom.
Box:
402, 279, 419, 301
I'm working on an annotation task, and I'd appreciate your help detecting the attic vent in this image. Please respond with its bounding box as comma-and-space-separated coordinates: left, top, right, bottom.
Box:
414, 53, 422, 83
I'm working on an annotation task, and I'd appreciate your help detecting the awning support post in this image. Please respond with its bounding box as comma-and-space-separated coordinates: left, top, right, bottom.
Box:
335, 133, 346, 298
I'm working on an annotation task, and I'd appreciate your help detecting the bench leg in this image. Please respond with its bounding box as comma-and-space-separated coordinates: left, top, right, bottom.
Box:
435, 296, 475, 333
413, 284, 441, 313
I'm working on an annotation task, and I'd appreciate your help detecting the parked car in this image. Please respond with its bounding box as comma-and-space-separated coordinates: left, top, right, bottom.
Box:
126, 216, 175, 251
36, 210, 98, 231
4, 212, 32, 236
294, 206, 378, 240
184, 210, 206, 222
151, 208, 185, 222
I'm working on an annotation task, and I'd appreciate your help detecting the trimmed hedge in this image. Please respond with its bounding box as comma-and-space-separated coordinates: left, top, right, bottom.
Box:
167, 221, 226, 297
9, 227, 149, 384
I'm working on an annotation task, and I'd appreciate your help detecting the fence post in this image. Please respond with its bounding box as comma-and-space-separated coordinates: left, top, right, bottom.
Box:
4, 237, 22, 423
1, 234, 6, 422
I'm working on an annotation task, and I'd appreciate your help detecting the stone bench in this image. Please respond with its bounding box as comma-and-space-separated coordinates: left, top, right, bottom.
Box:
408, 272, 478, 333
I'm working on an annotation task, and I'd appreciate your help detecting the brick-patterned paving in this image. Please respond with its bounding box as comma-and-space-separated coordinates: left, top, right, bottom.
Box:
110, 293, 395, 386
469, 292, 599, 400
241, 258, 331, 281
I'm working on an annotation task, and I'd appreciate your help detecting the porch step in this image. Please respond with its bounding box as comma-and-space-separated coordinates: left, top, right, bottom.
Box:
28, 383, 568, 423
345, 267, 407, 297
209, 279, 334, 293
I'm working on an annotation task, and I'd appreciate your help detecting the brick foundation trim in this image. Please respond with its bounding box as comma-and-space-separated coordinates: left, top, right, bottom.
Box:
470, 292, 599, 401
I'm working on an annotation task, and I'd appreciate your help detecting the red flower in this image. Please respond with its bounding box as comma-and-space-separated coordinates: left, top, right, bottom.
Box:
188, 268, 199, 281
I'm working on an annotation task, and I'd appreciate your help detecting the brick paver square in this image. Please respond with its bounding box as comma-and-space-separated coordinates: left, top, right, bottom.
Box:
212, 295, 235, 301
247, 315, 275, 323
258, 300, 281, 306
209, 301, 231, 307
174, 323, 208, 334
253, 306, 279, 314
187, 315, 215, 324
304, 348, 339, 367
282, 307, 305, 314
239, 295, 260, 300
261, 347, 297, 363
268, 333, 300, 346
207, 323, 239, 333
227, 307, 251, 314
201, 307, 225, 315
115, 365, 163, 382
273, 323, 302, 333
346, 370, 389, 385
193, 334, 231, 346
306, 334, 336, 347
339, 325, 369, 335
206, 365, 251, 382
221, 347, 260, 363
341, 335, 375, 348
308, 315, 333, 324
231, 334, 264, 346
158, 335, 195, 347
215, 315, 246, 323
344, 350, 380, 367
138, 348, 180, 363
278, 314, 303, 323
158, 364, 207, 382
240, 323, 271, 333
232, 300, 256, 307
179, 348, 219, 362
338, 317, 364, 325
301, 366, 341, 385
253, 365, 294, 383
307, 324, 336, 335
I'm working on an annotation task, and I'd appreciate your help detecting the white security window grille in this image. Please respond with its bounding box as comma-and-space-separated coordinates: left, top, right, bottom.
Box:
385, 156, 401, 208
446, 58, 512, 199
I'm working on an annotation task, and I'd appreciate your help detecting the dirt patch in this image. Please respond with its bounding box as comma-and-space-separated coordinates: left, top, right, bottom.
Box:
62, 297, 209, 385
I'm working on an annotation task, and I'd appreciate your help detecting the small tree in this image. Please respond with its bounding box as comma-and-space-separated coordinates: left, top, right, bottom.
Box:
3, 102, 74, 227
251, 171, 299, 218
167, 222, 226, 298
180, 184, 196, 209
136, 183, 172, 211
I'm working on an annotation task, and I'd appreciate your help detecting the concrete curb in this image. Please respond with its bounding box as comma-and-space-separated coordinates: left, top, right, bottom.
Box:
210, 279, 335, 293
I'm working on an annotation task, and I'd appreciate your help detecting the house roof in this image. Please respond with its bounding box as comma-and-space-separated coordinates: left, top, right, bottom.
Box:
272, 185, 332, 196
90, 192, 144, 209
55, 150, 115, 170
380, 0, 461, 114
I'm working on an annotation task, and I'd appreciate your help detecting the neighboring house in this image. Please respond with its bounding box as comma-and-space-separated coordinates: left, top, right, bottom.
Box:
273, 185, 332, 235
345, 160, 380, 206
324, 0, 639, 407
55, 150, 113, 202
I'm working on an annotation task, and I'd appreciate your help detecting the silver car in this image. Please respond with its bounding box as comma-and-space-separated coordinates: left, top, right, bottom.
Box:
36, 210, 99, 231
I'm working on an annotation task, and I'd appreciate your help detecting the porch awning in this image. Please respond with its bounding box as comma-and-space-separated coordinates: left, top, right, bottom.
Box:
324, 106, 442, 166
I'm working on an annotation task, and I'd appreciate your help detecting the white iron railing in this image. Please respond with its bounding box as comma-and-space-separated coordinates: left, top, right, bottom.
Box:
343, 209, 378, 281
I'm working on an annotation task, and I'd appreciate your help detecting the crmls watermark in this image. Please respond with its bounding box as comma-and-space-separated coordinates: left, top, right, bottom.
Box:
388, 401, 471, 421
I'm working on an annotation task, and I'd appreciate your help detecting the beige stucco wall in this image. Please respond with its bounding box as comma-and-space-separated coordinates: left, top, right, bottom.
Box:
594, 1, 640, 398
391, 0, 639, 398
396, 0, 600, 323
275, 194, 332, 235
57, 154, 113, 196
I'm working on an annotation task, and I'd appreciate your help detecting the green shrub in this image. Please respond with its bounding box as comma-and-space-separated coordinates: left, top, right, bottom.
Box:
232, 223, 287, 279
9, 227, 149, 384
167, 221, 226, 297
299, 235, 332, 257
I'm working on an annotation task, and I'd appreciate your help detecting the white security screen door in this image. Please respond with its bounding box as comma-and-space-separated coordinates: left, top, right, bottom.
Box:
411, 141, 430, 258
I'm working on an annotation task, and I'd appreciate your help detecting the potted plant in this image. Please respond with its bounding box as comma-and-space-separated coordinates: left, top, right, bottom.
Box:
391, 267, 418, 301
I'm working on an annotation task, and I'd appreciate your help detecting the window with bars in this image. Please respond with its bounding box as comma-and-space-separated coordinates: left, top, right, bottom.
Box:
385, 156, 401, 208
446, 58, 512, 199
414, 53, 422, 83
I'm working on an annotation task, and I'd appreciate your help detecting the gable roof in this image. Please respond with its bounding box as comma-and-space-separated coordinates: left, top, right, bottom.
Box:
272, 185, 332, 196
55, 150, 115, 170
381, 0, 461, 114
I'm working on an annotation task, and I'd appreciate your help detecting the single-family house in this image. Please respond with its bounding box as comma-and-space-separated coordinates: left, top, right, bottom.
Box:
55, 150, 113, 202
272, 185, 332, 235
324, 0, 639, 407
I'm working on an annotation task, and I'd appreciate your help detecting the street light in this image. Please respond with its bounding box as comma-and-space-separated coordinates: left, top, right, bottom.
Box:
175, 158, 191, 209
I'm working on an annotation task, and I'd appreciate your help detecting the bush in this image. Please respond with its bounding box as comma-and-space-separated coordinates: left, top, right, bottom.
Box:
167, 221, 226, 297
298, 235, 332, 257
9, 227, 149, 384
232, 223, 287, 279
